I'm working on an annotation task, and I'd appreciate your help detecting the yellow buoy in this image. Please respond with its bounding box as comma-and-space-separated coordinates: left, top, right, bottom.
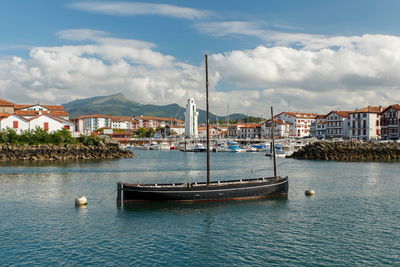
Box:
305, 189, 315, 196
75, 196, 88, 206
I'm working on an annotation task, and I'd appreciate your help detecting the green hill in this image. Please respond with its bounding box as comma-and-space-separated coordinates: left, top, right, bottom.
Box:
63, 93, 248, 123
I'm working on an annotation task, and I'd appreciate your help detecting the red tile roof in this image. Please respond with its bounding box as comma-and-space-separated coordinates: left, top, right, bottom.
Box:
327, 110, 352, 118
0, 99, 15, 106
14, 104, 65, 111
350, 106, 384, 114
239, 124, 262, 128
73, 114, 111, 119
283, 112, 318, 119
381, 104, 400, 114
111, 116, 132, 122
15, 110, 69, 117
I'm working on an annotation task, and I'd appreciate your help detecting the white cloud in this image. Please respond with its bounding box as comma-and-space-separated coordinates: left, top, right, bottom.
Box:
2, 29, 400, 116
69, 1, 211, 19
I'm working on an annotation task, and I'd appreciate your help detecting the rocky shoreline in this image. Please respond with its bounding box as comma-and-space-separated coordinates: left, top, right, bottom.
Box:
289, 141, 400, 161
0, 143, 133, 161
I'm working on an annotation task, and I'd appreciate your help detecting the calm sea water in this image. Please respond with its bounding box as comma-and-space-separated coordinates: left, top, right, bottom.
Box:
1, 150, 399, 266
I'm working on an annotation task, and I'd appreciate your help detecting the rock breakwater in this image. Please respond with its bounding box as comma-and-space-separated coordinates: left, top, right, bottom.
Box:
289, 141, 400, 161
0, 143, 133, 161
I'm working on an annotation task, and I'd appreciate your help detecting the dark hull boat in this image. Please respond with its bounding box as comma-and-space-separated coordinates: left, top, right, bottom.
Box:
117, 55, 288, 203
117, 176, 288, 202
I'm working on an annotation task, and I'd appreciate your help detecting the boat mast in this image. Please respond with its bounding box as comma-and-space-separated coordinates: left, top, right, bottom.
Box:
271, 106, 277, 177
205, 54, 211, 185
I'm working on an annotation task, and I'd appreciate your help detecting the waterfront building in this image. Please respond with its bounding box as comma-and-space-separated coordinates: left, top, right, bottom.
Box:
198, 125, 226, 139
275, 112, 318, 137
310, 115, 327, 139
72, 114, 111, 135
0, 113, 30, 133
0, 113, 74, 133
380, 104, 400, 140
184, 98, 199, 138
111, 116, 132, 130
263, 119, 291, 138
325, 111, 351, 139
236, 124, 262, 139
0, 98, 70, 120
227, 124, 244, 138
29, 114, 75, 133
349, 106, 383, 141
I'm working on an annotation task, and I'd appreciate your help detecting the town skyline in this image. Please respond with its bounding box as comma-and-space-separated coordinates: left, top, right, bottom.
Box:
1, 1, 400, 115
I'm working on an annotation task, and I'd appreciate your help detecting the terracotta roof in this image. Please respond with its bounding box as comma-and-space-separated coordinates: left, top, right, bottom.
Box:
239, 124, 262, 128
15, 110, 69, 117
73, 114, 111, 119
28, 113, 72, 124
0, 99, 15, 106
350, 106, 384, 114
14, 104, 65, 111
49, 111, 69, 117
317, 121, 327, 124
381, 104, 400, 114
111, 116, 132, 122
0, 113, 31, 122
282, 112, 318, 119
327, 110, 351, 118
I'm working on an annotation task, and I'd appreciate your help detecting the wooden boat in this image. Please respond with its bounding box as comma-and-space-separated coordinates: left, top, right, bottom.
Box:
117, 55, 288, 203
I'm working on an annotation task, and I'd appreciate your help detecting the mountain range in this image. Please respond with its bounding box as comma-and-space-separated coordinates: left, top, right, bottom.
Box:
63, 93, 248, 123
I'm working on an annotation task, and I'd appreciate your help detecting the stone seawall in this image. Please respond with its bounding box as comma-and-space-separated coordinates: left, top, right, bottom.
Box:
0, 143, 133, 161
289, 141, 400, 161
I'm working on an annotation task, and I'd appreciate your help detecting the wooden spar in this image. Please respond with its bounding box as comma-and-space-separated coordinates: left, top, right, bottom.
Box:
205, 54, 211, 185
271, 107, 277, 177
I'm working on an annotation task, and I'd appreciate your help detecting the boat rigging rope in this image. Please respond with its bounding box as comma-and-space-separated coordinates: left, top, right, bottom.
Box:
239, 150, 259, 178
184, 150, 195, 184
96, 189, 117, 204
137, 146, 162, 184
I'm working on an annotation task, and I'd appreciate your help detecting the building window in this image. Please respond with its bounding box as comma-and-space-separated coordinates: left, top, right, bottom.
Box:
64, 125, 70, 130
13, 121, 18, 128
44, 122, 49, 130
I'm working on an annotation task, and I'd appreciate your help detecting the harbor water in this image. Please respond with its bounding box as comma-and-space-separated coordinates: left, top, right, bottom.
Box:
1, 150, 399, 266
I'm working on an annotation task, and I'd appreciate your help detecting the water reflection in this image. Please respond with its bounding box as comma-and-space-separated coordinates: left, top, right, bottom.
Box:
118, 196, 288, 214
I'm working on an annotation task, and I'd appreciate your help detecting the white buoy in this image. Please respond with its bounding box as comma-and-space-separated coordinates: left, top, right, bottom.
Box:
305, 189, 315, 196
75, 196, 88, 206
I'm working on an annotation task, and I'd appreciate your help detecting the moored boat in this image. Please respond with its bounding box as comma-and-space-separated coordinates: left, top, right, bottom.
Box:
117, 55, 288, 203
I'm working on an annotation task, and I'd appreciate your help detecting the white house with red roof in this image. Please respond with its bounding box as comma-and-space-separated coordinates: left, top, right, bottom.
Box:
275, 112, 318, 137
263, 119, 292, 138
236, 123, 262, 139
0, 114, 30, 133
325, 110, 352, 139
29, 114, 75, 133
0, 99, 74, 133
0, 98, 69, 120
380, 104, 400, 140
349, 106, 383, 141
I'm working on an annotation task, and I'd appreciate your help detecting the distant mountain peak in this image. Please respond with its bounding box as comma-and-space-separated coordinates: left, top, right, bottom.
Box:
63, 94, 247, 122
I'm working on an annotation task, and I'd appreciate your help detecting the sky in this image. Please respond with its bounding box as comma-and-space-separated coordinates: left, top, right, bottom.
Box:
1, 0, 400, 116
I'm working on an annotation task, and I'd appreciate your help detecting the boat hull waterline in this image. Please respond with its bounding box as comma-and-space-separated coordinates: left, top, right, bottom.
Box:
117, 176, 288, 202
